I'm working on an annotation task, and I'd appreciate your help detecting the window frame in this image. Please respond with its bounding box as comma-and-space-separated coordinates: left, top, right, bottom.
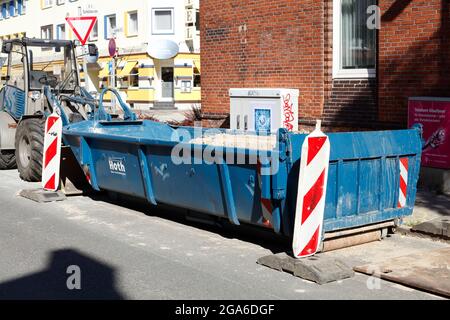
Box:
152, 8, 174, 35
42, 0, 53, 9
40, 24, 53, 40
332, 0, 376, 79
89, 20, 98, 41
104, 14, 117, 40
56, 23, 65, 40
127, 10, 139, 37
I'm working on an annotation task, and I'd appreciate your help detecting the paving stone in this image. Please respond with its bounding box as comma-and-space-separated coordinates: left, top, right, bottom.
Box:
257, 252, 355, 285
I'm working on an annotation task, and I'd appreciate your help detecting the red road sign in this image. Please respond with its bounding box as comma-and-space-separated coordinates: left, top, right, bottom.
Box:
109, 38, 117, 58
66, 16, 97, 45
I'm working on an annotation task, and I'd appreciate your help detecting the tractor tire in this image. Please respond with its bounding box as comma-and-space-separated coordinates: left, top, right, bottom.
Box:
15, 118, 45, 182
0, 150, 17, 170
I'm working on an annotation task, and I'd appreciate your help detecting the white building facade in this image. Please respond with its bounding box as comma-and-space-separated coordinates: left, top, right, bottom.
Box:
0, 0, 201, 110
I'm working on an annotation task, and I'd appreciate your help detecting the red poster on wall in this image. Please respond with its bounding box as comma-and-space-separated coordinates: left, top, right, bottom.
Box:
408, 97, 450, 169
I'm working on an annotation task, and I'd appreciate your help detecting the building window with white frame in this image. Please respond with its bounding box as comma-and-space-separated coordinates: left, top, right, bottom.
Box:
42, 0, 53, 9
152, 8, 174, 34
41, 25, 53, 40
104, 14, 116, 39
333, 0, 377, 78
90, 20, 98, 41
56, 24, 65, 40
180, 80, 192, 93
127, 11, 138, 36
17, 0, 26, 15
2, 2, 9, 19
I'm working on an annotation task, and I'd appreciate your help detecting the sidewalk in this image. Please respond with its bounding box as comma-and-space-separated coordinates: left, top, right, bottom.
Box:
401, 190, 450, 240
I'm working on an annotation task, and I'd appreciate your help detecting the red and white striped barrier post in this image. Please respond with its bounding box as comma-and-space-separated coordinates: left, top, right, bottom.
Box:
398, 158, 409, 208
42, 112, 63, 192
293, 121, 330, 258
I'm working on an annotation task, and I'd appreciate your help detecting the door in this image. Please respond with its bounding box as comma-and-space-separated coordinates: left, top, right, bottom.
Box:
1, 44, 26, 119
161, 67, 174, 99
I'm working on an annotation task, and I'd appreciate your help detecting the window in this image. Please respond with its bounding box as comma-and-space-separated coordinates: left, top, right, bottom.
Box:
9, 0, 16, 17
152, 8, 174, 34
129, 67, 139, 88
2, 2, 9, 19
333, 0, 377, 78
41, 25, 53, 40
181, 80, 192, 93
42, 0, 53, 9
8, 43, 25, 90
90, 21, 98, 41
17, 0, 25, 15
104, 14, 116, 39
56, 24, 65, 40
195, 10, 200, 31
193, 67, 200, 88
127, 11, 138, 36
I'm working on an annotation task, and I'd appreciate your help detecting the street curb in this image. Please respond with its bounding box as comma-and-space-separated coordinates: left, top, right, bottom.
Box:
397, 225, 450, 243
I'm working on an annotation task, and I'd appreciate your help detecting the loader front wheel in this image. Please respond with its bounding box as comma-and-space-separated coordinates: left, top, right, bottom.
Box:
15, 118, 45, 182
0, 150, 17, 170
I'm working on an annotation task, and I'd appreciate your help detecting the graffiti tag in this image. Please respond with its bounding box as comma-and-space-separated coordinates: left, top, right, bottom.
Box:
283, 94, 295, 132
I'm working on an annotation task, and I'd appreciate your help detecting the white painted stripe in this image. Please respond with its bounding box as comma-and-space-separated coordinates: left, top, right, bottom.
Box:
398, 191, 406, 207
400, 163, 408, 182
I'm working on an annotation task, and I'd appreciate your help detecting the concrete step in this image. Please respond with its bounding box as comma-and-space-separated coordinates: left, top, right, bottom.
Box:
152, 102, 177, 110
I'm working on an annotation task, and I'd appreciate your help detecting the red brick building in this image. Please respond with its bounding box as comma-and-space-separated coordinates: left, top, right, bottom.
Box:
200, 0, 450, 130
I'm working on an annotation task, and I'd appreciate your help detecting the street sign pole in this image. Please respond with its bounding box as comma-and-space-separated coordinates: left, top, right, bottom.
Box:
83, 46, 90, 92
111, 57, 116, 112
109, 35, 118, 113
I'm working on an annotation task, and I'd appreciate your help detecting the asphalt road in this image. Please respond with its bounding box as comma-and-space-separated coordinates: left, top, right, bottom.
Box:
0, 169, 446, 300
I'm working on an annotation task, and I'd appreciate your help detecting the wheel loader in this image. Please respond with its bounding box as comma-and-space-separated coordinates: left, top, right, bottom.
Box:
0, 38, 98, 182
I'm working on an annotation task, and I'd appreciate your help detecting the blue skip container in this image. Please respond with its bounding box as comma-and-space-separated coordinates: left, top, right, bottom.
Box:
62, 89, 423, 239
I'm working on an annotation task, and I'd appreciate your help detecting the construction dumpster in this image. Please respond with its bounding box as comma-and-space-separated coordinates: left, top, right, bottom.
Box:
62, 90, 422, 245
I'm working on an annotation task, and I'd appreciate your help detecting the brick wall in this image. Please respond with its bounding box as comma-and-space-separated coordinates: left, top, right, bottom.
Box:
201, 0, 449, 129
201, 0, 326, 127
379, 0, 450, 126
322, 79, 378, 126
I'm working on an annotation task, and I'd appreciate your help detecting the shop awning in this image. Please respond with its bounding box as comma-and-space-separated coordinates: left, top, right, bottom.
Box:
193, 59, 201, 73
98, 64, 110, 78
119, 61, 138, 77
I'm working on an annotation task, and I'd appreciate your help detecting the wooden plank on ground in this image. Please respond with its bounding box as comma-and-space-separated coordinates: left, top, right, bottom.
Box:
354, 247, 450, 298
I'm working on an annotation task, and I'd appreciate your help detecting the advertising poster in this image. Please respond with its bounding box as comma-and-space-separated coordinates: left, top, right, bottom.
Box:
408, 98, 450, 169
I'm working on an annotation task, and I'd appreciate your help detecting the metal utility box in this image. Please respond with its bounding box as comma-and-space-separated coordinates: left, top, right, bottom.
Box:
230, 88, 299, 133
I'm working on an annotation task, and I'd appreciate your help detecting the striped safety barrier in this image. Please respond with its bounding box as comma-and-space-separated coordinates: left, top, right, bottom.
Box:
398, 158, 409, 208
42, 113, 63, 192
293, 121, 330, 258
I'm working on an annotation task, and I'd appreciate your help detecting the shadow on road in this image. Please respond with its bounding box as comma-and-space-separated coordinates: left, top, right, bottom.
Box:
0, 249, 124, 300
416, 191, 450, 218
88, 191, 290, 255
